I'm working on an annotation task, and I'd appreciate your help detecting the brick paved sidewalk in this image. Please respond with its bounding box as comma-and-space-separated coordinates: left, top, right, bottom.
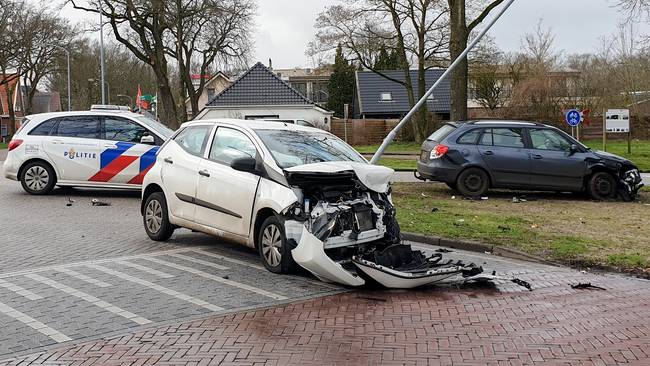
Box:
3, 270, 649, 366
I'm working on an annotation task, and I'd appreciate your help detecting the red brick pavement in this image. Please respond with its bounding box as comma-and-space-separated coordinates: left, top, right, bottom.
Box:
3, 273, 650, 366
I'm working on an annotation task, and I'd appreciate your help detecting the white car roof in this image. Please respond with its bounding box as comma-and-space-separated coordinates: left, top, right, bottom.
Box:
183, 118, 324, 133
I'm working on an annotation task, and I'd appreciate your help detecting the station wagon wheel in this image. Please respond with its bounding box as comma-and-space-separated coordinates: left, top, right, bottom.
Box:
143, 192, 174, 241
588, 172, 617, 200
456, 168, 489, 197
258, 216, 294, 274
20, 161, 56, 195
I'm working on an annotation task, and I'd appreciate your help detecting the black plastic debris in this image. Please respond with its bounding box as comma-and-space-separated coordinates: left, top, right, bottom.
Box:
66, 198, 75, 207
571, 282, 606, 290
91, 198, 111, 207
431, 207, 439, 213
512, 278, 532, 291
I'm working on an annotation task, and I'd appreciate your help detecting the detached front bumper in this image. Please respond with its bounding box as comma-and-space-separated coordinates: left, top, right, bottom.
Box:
291, 225, 366, 287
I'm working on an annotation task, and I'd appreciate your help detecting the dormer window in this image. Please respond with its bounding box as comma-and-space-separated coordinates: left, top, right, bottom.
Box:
380, 92, 393, 102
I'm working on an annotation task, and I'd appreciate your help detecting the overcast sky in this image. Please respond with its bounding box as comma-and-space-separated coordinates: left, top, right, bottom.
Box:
62, 0, 649, 69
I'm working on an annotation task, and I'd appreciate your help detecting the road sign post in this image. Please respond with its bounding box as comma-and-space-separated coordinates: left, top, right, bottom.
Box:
565, 109, 581, 140
604, 109, 631, 154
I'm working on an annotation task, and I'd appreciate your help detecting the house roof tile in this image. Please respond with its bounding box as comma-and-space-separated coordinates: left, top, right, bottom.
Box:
356, 69, 451, 115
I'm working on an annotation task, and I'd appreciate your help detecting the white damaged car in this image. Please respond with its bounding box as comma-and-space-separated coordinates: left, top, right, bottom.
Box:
141, 119, 481, 288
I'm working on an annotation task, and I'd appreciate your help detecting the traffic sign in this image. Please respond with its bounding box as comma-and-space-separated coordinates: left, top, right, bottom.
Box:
565, 109, 581, 127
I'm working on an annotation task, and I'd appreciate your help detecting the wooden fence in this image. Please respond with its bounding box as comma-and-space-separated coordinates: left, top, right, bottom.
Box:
330, 119, 402, 146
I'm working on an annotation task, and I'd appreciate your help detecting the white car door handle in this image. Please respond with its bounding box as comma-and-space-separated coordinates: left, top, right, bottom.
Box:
198, 170, 210, 177
51, 139, 63, 145
163, 157, 173, 164
103, 144, 118, 149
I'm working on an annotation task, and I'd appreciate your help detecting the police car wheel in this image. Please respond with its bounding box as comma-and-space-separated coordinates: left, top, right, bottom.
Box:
20, 161, 56, 195
143, 192, 174, 241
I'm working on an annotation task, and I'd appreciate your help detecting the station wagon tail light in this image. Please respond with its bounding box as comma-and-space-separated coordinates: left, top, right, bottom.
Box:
8, 139, 23, 152
429, 144, 449, 160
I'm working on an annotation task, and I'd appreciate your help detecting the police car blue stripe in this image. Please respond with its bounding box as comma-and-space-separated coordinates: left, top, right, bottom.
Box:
100, 142, 135, 169
139, 146, 159, 173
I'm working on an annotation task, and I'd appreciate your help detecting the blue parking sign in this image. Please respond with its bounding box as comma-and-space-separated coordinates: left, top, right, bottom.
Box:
565, 109, 581, 127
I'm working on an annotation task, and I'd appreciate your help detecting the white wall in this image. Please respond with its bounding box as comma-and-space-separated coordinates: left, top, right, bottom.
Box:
199, 106, 332, 130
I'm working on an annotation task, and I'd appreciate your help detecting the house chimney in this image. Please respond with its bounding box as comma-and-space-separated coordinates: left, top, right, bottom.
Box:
268, 58, 273, 70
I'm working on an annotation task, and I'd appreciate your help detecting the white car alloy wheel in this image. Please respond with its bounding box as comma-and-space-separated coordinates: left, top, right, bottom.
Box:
261, 224, 282, 267
24, 166, 49, 192
145, 199, 163, 234
143, 192, 174, 241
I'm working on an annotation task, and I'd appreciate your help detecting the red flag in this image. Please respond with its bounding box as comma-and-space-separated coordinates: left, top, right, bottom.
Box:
136, 85, 142, 109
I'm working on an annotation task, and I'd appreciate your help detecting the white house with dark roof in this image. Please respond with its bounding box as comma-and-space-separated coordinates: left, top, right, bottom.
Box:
196, 62, 333, 129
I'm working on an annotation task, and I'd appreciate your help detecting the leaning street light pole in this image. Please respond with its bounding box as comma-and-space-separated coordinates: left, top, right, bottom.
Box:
370, 0, 517, 164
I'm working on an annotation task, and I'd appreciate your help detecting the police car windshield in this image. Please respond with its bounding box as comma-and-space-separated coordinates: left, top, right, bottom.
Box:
135, 116, 174, 139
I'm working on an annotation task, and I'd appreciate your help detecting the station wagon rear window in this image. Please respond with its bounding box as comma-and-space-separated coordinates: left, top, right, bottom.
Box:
427, 124, 456, 142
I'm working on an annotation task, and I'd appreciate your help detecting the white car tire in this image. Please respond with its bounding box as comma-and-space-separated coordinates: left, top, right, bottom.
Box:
20, 161, 56, 195
257, 216, 294, 274
143, 192, 175, 241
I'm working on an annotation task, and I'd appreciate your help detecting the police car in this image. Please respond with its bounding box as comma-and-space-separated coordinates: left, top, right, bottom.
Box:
3, 106, 174, 194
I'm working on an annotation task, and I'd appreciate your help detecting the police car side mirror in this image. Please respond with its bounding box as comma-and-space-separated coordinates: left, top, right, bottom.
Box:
140, 134, 155, 145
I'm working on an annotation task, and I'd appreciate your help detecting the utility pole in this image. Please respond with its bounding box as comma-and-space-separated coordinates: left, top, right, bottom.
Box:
370, 0, 517, 164
99, 1, 106, 105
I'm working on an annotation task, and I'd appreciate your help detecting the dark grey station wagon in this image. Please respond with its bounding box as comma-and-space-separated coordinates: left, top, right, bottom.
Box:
416, 121, 643, 200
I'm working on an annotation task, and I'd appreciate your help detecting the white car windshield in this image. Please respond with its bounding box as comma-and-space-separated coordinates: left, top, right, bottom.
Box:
135, 116, 175, 139
255, 129, 366, 168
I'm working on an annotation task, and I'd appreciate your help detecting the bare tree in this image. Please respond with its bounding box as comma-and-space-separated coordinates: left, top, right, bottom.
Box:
168, 0, 254, 119
312, 0, 449, 142
70, 0, 180, 126
0, 0, 29, 136
19, 9, 76, 114
447, 0, 505, 121
47, 39, 159, 111
617, 0, 650, 20
69, 0, 254, 127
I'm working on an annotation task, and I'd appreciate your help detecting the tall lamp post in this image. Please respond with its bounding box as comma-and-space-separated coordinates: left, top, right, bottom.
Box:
98, 1, 106, 104
40, 44, 71, 111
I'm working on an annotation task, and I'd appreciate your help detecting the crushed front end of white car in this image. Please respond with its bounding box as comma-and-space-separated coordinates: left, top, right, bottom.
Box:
278, 162, 482, 288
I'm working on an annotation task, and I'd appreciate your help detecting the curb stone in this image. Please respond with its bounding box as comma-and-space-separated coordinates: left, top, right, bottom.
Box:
402, 232, 560, 266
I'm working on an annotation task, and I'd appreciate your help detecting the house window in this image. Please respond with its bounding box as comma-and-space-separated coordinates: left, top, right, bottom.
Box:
1, 124, 7, 137
380, 92, 393, 102
292, 82, 307, 96
207, 88, 216, 101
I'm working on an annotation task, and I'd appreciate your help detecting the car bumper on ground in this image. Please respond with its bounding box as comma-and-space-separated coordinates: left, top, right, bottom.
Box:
416, 159, 459, 183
